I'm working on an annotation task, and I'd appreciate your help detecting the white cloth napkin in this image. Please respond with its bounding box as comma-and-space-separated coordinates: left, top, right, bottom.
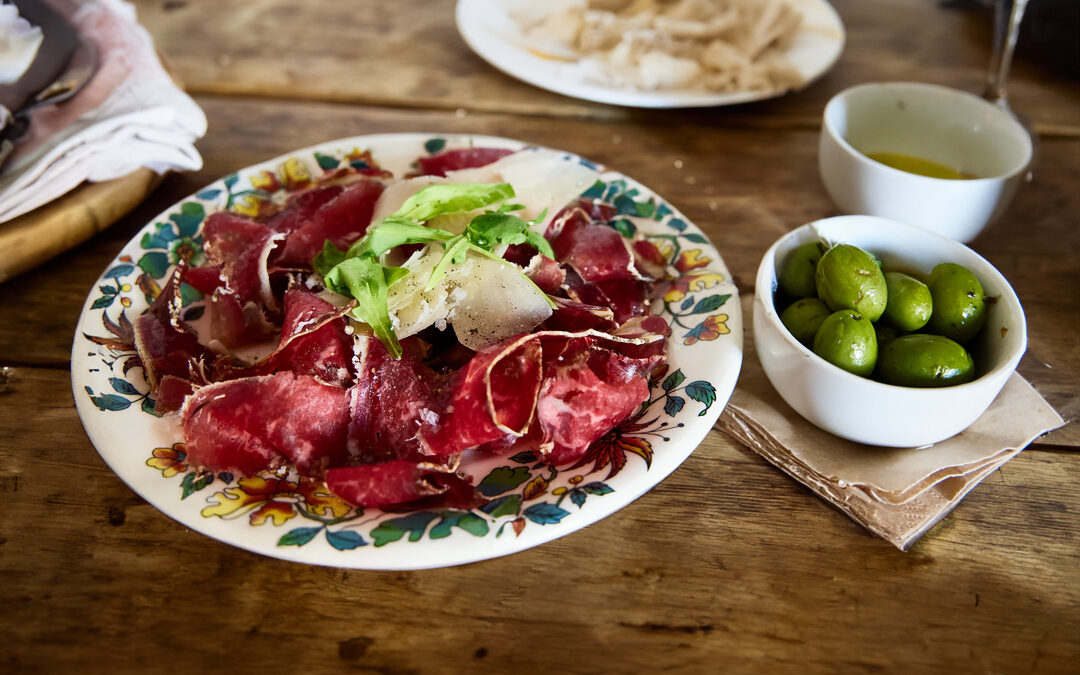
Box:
718, 297, 1065, 550
0, 0, 206, 222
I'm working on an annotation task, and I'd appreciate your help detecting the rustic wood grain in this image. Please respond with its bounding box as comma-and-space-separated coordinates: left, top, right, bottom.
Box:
1, 97, 1075, 443
1, 368, 1078, 674
129, 0, 1080, 133
2, 2, 1078, 671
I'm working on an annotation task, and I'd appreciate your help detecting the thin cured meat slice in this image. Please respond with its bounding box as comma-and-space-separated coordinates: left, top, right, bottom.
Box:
209, 288, 277, 350
536, 349, 657, 466
153, 374, 196, 414
261, 288, 355, 386
347, 335, 444, 463
274, 179, 385, 267
182, 264, 224, 295
416, 147, 515, 177
134, 311, 206, 389
563, 267, 651, 325
262, 185, 344, 234
419, 336, 544, 456
203, 212, 282, 307
546, 206, 644, 285
543, 297, 618, 333
522, 253, 565, 295
181, 372, 350, 476
325, 459, 476, 508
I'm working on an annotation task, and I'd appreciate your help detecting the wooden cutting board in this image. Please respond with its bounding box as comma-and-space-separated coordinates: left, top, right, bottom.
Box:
0, 168, 160, 283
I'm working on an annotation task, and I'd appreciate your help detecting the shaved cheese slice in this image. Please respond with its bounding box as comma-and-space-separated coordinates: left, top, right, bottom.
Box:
446, 149, 599, 230
386, 245, 552, 351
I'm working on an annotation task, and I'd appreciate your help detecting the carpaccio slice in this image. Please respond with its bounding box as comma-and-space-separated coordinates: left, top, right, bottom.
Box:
416, 147, 515, 177
209, 288, 278, 349
418, 336, 544, 456
273, 179, 385, 267
347, 334, 443, 463
537, 349, 658, 465
262, 185, 344, 234
203, 212, 281, 306
181, 372, 350, 476
261, 288, 355, 385
324, 459, 478, 509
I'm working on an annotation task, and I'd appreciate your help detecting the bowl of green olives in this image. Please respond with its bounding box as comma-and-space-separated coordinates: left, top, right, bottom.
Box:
753, 215, 1026, 447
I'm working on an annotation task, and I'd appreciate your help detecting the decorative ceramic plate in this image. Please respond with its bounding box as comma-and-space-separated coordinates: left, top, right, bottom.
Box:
455, 0, 845, 109
72, 133, 743, 569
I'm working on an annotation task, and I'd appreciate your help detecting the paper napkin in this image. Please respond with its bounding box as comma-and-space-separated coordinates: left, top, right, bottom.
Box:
718, 297, 1065, 550
0, 0, 206, 222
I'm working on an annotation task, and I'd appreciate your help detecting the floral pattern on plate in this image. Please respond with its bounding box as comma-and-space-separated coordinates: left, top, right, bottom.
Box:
73, 133, 742, 569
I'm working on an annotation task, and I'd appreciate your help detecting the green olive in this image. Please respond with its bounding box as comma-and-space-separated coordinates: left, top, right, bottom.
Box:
815, 244, 888, 321
780, 297, 831, 346
812, 310, 878, 377
779, 241, 826, 298
926, 263, 986, 344
876, 334, 975, 387
883, 272, 933, 331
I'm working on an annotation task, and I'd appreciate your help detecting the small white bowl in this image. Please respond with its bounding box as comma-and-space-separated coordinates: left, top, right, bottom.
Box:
754, 215, 1027, 448
819, 82, 1033, 243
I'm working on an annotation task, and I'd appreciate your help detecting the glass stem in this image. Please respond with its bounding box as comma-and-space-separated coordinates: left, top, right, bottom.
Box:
984, 0, 1031, 109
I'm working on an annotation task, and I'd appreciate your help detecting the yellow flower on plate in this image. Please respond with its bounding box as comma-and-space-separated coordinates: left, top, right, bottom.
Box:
147, 443, 187, 478
278, 157, 312, 191
675, 249, 711, 273
250, 169, 280, 192
664, 271, 726, 302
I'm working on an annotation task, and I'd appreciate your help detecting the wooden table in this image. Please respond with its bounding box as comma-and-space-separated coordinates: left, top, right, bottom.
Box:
2, 1, 1078, 671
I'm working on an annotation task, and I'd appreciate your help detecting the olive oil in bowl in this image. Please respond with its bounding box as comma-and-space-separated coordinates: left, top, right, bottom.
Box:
864, 151, 976, 180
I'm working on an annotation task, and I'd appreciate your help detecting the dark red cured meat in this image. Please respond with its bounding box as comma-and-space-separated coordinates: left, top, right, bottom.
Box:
261, 288, 354, 386
325, 460, 470, 508
262, 185, 344, 233
182, 264, 224, 295
153, 375, 195, 414
547, 207, 641, 285
274, 179, 385, 267
595, 278, 652, 324
571, 198, 617, 224
563, 267, 650, 324
133, 311, 206, 389
209, 288, 277, 349
182, 372, 350, 476
416, 147, 515, 177
347, 334, 443, 463
384, 471, 485, 511
543, 297, 618, 333
523, 253, 565, 295
419, 336, 544, 456
537, 349, 654, 466
203, 212, 279, 305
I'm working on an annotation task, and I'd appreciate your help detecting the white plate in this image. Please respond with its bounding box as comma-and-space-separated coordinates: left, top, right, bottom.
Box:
72, 133, 743, 569
455, 0, 846, 108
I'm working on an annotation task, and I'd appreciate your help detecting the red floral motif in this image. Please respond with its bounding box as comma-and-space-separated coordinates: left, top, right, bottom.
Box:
568, 413, 655, 479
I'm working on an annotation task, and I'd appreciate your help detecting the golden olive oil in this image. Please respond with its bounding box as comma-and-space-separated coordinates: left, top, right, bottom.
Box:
864, 151, 975, 180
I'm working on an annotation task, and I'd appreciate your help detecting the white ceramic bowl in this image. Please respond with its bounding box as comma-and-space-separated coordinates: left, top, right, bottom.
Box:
819, 82, 1033, 243
754, 215, 1026, 447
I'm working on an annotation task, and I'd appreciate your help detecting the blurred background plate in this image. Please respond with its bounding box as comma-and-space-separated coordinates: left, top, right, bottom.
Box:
455, 0, 846, 108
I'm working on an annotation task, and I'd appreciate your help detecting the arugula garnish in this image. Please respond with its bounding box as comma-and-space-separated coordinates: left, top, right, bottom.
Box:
313, 182, 555, 357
